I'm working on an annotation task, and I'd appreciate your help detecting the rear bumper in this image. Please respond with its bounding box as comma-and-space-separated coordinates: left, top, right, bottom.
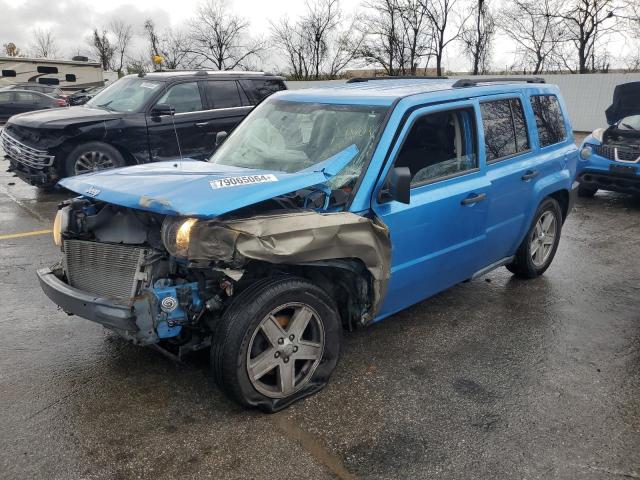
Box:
578, 170, 640, 195
37, 266, 158, 345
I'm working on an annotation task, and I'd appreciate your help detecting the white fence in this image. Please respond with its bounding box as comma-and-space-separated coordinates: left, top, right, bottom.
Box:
287, 73, 640, 133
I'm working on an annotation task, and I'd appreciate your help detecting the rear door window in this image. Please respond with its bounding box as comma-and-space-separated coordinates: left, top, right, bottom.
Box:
0, 92, 12, 104
204, 81, 242, 109
480, 98, 530, 162
155, 82, 203, 113
530, 95, 567, 147
14, 91, 38, 104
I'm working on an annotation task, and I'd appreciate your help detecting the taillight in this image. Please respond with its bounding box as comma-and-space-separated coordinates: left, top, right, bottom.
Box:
57, 99, 67, 107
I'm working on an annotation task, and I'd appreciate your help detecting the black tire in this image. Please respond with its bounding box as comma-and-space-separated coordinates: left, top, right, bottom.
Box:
506, 197, 563, 278
577, 183, 598, 198
212, 276, 341, 412
64, 142, 125, 177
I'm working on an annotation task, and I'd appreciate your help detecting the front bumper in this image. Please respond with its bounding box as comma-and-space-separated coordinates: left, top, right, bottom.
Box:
37, 266, 158, 345
7, 157, 59, 187
578, 170, 640, 195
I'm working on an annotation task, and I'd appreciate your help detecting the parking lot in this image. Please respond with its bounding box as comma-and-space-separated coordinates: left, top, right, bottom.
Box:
0, 138, 639, 479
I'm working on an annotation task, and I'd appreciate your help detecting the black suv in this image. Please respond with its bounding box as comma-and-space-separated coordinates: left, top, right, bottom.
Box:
1, 71, 286, 188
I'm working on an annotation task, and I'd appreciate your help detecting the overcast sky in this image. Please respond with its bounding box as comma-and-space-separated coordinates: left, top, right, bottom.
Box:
0, 0, 633, 73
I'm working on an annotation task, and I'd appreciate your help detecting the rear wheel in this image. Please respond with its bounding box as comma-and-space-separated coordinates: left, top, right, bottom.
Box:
577, 183, 598, 198
212, 277, 341, 412
64, 142, 125, 177
506, 197, 562, 278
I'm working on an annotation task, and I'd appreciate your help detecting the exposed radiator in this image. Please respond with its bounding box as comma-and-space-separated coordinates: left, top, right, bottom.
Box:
63, 240, 149, 298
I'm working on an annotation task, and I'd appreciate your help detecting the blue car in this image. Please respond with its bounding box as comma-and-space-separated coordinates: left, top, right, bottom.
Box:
578, 81, 640, 197
37, 77, 578, 411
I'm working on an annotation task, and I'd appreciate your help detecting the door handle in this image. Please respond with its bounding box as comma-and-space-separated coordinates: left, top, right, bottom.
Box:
195, 122, 211, 128
461, 193, 486, 206
521, 170, 539, 181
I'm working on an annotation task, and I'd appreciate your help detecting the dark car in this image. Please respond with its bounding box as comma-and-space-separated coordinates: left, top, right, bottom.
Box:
0, 89, 66, 122
1, 82, 68, 101
1, 71, 286, 188
578, 81, 640, 196
67, 85, 105, 106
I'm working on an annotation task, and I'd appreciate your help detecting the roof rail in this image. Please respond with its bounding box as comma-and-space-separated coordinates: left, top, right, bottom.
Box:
346, 76, 448, 83
194, 70, 209, 76
452, 77, 545, 88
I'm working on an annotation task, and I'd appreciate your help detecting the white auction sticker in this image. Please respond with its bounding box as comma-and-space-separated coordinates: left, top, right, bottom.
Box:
210, 174, 278, 189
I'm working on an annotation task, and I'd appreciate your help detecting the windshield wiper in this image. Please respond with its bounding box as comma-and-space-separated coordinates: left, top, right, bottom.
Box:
96, 100, 114, 111
621, 122, 639, 131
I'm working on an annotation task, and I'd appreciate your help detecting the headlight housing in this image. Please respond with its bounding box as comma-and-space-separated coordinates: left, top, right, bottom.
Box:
591, 128, 604, 143
580, 145, 593, 160
161, 217, 198, 258
52, 208, 69, 246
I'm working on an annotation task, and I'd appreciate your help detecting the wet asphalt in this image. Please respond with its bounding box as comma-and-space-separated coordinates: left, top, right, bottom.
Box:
0, 141, 639, 479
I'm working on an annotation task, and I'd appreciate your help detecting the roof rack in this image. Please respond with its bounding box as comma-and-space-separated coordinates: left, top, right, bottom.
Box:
346, 76, 448, 83
452, 77, 545, 88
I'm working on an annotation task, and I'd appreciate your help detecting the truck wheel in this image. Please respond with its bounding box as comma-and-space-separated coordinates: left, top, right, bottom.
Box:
212, 277, 341, 412
506, 197, 562, 278
577, 183, 598, 198
64, 142, 125, 177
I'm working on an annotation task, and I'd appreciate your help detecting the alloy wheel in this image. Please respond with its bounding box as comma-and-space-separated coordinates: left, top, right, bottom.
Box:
246, 302, 325, 399
74, 151, 115, 175
530, 211, 557, 267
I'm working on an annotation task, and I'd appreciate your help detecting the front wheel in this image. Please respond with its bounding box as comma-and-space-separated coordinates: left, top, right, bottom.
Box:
211, 277, 341, 412
506, 197, 562, 278
64, 142, 125, 177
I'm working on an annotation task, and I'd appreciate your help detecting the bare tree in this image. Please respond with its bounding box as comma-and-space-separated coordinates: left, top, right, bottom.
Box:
496, 0, 566, 74
160, 28, 195, 70
271, 0, 363, 79
3, 42, 21, 57
271, 18, 310, 79
31, 28, 58, 58
109, 20, 133, 77
358, 0, 432, 76
423, 0, 468, 76
555, 0, 618, 73
88, 29, 116, 71
188, 0, 266, 70
460, 0, 495, 74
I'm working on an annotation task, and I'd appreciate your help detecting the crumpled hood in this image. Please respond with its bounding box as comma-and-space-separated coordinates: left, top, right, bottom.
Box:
605, 81, 640, 125
9, 105, 122, 129
58, 155, 350, 218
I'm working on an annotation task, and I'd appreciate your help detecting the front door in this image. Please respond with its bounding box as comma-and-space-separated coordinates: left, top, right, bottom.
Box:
146, 81, 215, 161
373, 103, 489, 319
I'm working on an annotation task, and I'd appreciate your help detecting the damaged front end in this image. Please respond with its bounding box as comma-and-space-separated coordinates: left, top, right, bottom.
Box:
38, 197, 390, 357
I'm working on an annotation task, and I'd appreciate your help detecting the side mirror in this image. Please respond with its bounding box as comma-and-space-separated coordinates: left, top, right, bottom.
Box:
215, 130, 228, 147
381, 167, 411, 204
152, 103, 175, 117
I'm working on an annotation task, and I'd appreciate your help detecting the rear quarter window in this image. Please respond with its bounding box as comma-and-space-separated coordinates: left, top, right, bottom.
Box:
480, 98, 530, 162
530, 95, 567, 147
239, 79, 286, 104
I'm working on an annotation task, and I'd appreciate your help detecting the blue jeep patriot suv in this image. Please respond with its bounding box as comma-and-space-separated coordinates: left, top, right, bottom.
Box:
37, 77, 579, 411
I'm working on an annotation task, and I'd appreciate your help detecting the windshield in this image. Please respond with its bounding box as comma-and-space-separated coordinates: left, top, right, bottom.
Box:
209, 99, 388, 185
87, 77, 162, 112
618, 115, 640, 131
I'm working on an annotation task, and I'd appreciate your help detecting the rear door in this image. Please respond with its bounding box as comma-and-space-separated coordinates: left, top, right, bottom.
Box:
373, 102, 490, 318
146, 81, 213, 161
200, 80, 252, 152
480, 95, 541, 265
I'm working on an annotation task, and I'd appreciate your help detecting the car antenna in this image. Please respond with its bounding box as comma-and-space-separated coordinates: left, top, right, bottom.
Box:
162, 81, 183, 170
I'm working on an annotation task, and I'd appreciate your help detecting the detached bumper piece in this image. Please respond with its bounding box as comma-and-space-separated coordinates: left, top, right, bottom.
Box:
578, 171, 640, 195
36, 267, 158, 345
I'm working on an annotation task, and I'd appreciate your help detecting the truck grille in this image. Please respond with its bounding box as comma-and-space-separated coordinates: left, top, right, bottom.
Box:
64, 240, 149, 299
1, 129, 55, 169
592, 144, 640, 163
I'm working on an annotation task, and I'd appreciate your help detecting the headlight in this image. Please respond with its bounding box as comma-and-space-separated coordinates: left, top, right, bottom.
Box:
580, 146, 592, 160
592, 128, 604, 143
161, 217, 198, 258
52, 208, 68, 246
